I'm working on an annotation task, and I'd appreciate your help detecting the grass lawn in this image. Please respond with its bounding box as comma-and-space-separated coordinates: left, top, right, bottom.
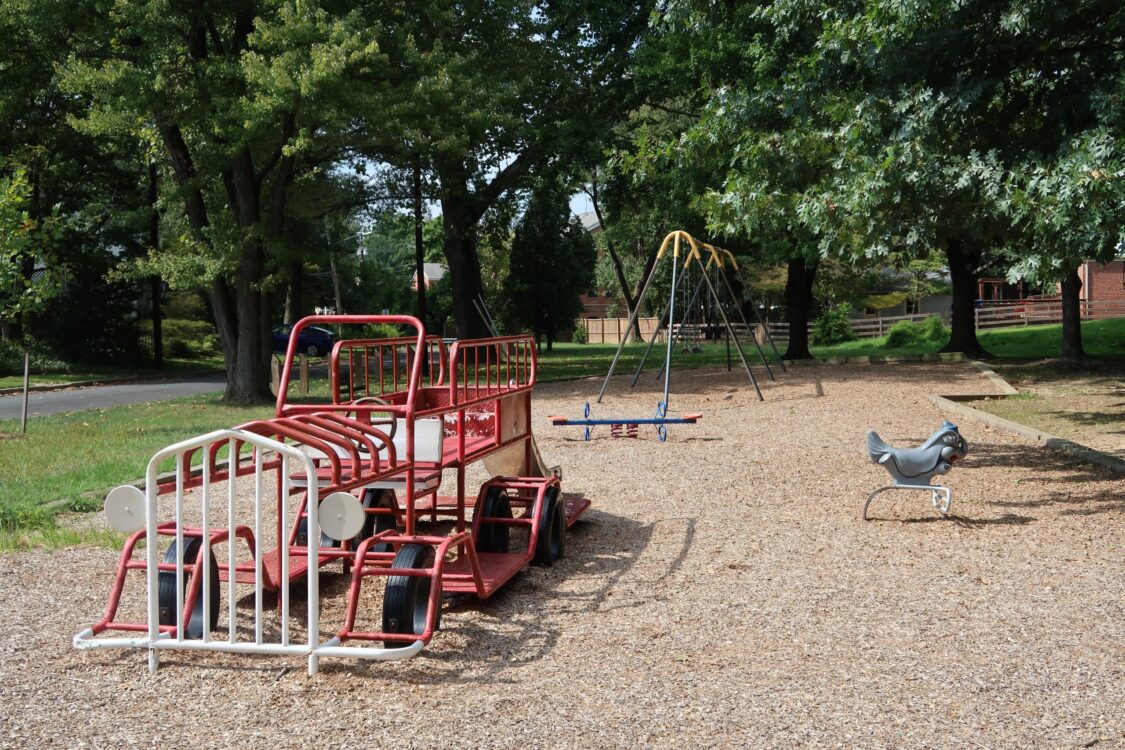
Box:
0, 395, 274, 549
810, 317, 1125, 360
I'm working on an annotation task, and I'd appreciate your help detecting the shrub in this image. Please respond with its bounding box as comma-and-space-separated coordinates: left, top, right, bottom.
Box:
359, 323, 403, 340
166, 338, 194, 358
885, 320, 923, 347
811, 304, 857, 345
162, 318, 218, 359
572, 322, 588, 344
884, 316, 950, 348
921, 315, 949, 342
0, 338, 71, 376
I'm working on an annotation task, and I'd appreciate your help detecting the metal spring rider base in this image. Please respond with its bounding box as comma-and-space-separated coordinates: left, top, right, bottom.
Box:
863, 483, 953, 521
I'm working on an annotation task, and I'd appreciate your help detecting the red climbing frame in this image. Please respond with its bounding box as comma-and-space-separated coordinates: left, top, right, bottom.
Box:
78, 315, 585, 661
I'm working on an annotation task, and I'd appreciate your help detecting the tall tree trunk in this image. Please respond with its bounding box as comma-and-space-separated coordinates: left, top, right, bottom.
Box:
588, 179, 642, 341
782, 256, 817, 360
222, 147, 274, 404
940, 238, 988, 358
284, 259, 304, 324
440, 194, 491, 339
148, 162, 163, 368
413, 158, 428, 327
1059, 266, 1085, 362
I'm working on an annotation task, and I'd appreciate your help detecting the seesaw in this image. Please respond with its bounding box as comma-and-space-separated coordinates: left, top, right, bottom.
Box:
549, 401, 702, 442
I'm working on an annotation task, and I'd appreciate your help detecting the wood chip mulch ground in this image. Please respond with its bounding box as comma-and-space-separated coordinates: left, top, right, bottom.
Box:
1, 362, 1122, 749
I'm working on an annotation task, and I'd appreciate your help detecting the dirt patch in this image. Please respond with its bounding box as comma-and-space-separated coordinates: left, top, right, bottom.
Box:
1, 362, 1123, 748
978, 361, 1125, 458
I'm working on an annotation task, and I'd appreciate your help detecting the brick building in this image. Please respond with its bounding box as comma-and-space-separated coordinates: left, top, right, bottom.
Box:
1077, 259, 1125, 302
574, 211, 627, 320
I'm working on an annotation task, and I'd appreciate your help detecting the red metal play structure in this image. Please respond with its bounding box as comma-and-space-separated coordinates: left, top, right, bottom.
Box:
75, 315, 587, 673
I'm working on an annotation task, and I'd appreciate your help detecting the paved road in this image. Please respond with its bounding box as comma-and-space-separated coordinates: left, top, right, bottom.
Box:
0, 374, 228, 420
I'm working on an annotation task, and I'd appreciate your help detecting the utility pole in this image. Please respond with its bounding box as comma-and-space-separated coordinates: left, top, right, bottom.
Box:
148, 162, 163, 367
413, 156, 427, 326
329, 252, 343, 315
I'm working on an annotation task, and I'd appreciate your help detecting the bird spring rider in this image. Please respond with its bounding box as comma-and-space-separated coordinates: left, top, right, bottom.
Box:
863, 421, 969, 519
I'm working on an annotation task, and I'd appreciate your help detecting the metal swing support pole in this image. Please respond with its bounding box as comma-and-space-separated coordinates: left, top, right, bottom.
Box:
699, 262, 763, 401
595, 235, 671, 404
715, 273, 775, 382
655, 272, 706, 380
660, 244, 678, 409
629, 252, 688, 390
701, 247, 774, 381
718, 262, 787, 373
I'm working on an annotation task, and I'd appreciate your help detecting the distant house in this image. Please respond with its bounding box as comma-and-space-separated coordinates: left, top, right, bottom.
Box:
577, 211, 602, 235
411, 263, 447, 291
978, 258, 1124, 304
1076, 258, 1125, 303
850, 266, 953, 319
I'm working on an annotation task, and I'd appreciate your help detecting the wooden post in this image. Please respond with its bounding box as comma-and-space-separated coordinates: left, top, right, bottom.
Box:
270, 355, 281, 396
20, 350, 30, 434
299, 355, 310, 395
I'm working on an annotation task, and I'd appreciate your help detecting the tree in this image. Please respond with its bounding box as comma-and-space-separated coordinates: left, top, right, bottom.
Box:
62, 2, 391, 403
505, 179, 596, 350
0, 1, 149, 349
818, 0, 1124, 359
0, 168, 62, 335
360, 1, 650, 339
1002, 130, 1125, 361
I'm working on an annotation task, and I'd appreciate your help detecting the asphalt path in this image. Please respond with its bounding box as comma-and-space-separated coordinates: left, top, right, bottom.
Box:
0, 373, 228, 420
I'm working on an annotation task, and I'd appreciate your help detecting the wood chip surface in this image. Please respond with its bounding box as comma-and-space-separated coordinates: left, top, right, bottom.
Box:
1, 362, 1122, 749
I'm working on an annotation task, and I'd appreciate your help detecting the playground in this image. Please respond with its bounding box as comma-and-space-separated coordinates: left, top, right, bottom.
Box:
2, 359, 1122, 747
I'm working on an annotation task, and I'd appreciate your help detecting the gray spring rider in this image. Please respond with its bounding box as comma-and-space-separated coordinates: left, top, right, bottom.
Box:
864, 421, 969, 520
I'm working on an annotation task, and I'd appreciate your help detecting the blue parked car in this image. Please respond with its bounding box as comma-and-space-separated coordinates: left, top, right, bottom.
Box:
272, 324, 336, 357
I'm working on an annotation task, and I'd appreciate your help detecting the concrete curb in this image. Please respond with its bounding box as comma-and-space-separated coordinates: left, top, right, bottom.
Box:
0, 370, 225, 397
929, 392, 1125, 475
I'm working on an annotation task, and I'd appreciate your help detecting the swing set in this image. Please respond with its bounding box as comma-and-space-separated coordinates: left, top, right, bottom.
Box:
550, 230, 785, 440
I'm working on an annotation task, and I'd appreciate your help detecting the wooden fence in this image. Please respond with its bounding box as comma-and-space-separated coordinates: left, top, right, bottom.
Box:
767, 311, 949, 341
974, 298, 1125, 329
580, 318, 768, 345
766, 298, 1125, 340
581, 317, 662, 344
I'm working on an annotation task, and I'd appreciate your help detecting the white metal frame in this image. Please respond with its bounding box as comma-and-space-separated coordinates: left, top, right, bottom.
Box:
74, 428, 422, 674
863, 483, 953, 521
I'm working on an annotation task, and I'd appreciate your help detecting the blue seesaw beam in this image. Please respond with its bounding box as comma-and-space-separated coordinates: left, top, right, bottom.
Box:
548, 415, 702, 426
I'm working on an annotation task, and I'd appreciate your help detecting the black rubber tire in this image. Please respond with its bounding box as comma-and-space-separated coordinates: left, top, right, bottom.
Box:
533, 486, 566, 567
382, 543, 438, 648
474, 487, 512, 554
295, 516, 338, 550
354, 489, 398, 553
306, 344, 319, 357
158, 537, 220, 639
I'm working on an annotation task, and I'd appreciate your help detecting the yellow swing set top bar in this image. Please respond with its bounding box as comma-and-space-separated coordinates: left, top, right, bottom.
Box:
655, 230, 740, 272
